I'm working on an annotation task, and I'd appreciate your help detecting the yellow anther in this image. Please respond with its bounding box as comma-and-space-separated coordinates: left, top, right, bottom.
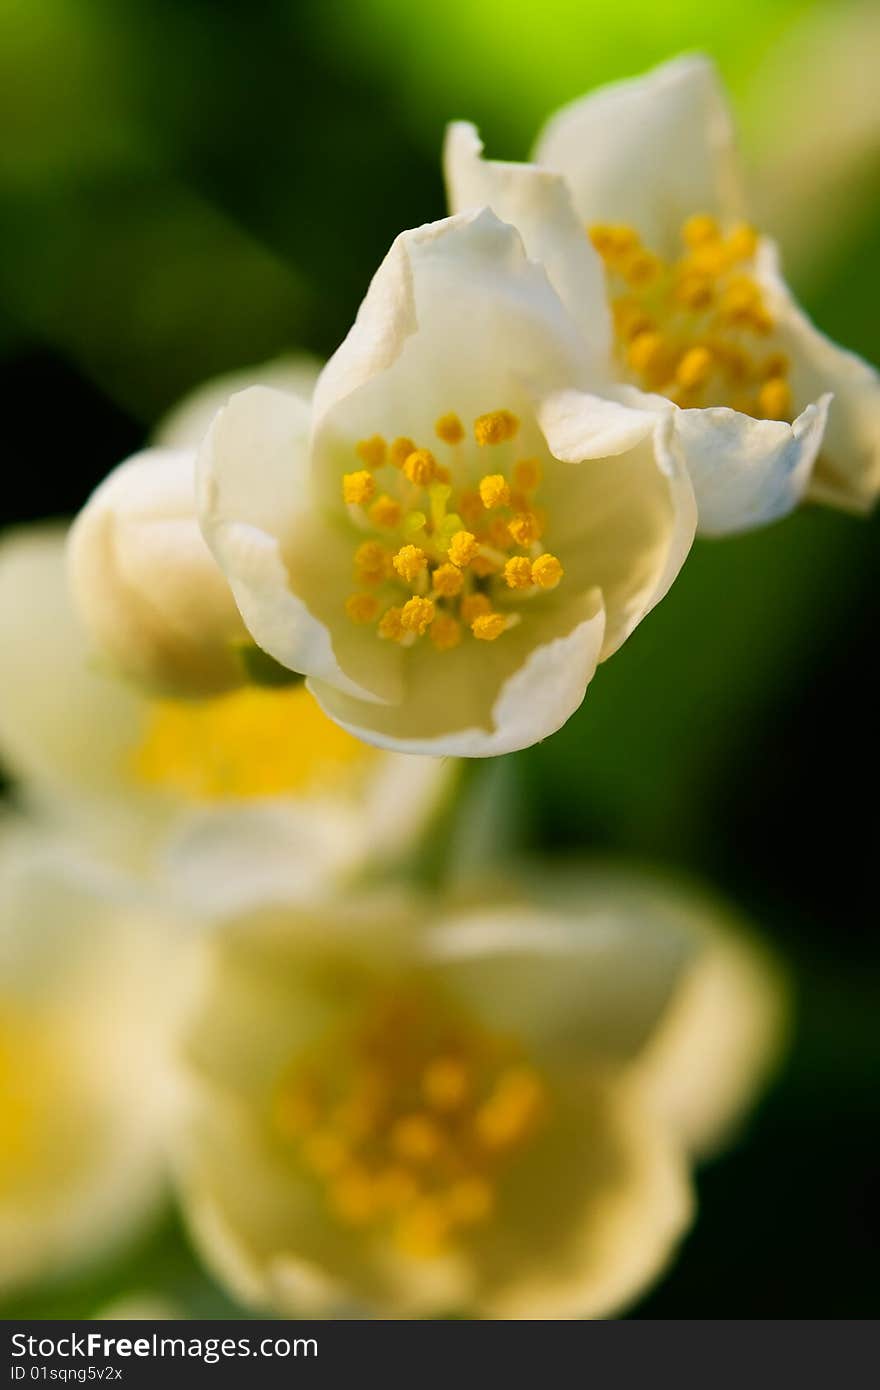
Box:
390, 1113, 442, 1163
474, 409, 519, 446
447, 530, 479, 568
470, 554, 500, 578
342, 470, 376, 506
487, 516, 515, 550
400, 596, 435, 636
757, 376, 792, 420
613, 297, 656, 340
434, 463, 452, 484
375, 1166, 419, 1211
446, 1177, 494, 1226
508, 512, 541, 547
479, 474, 511, 509
460, 593, 491, 626
378, 606, 405, 642
432, 563, 464, 598
531, 554, 563, 590
302, 1130, 348, 1178
369, 494, 403, 529
718, 277, 761, 324
761, 352, 789, 380
394, 1199, 451, 1259
471, 612, 507, 642
475, 1067, 544, 1150
504, 556, 533, 590
621, 248, 662, 286
589, 223, 640, 260
422, 1057, 470, 1110
329, 1167, 377, 1226
389, 436, 417, 468
430, 613, 462, 651
458, 490, 484, 527
673, 274, 714, 311
513, 457, 542, 492
354, 540, 390, 585
403, 449, 436, 486
345, 593, 380, 624
675, 345, 714, 391
627, 330, 668, 376
682, 213, 720, 247
392, 544, 427, 584
726, 222, 759, 261
435, 411, 464, 444
355, 434, 387, 469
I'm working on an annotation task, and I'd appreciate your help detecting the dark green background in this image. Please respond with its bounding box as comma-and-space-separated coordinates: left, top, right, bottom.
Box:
1, 0, 877, 1318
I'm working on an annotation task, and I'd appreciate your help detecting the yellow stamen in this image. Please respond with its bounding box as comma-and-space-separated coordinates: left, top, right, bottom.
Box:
390, 1113, 442, 1164
369, 494, 403, 529
392, 544, 427, 584
432, 563, 464, 598
757, 376, 792, 420
471, 612, 507, 642
342, 470, 375, 505
682, 213, 720, 247
403, 449, 436, 486
447, 530, 479, 568
726, 222, 759, 261
513, 457, 542, 492
400, 597, 435, 635
479, 474, 511, 509
329, 1167, 378, 1225
475, 1067, 544, 1150
430, 613, 462, 651
435, 411, 464, 445
508, 511, 542, 546
474, 409, 519, 446
354, 540, 390, 585
378, 607, 405, 642
504, 556, 533, 590
394, 1199, 451, 1259
345, 593, 380, 624
460, 593, 492, 626
675, 345, 714, 391
355, 435, 387, 469
589, 223, 640, 260
531, 554, 563, 590
389, 436, 417, 468
422, 1058, 470, 1110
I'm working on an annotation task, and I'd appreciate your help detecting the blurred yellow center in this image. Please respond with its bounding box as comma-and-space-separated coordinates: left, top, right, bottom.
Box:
132, 685, 375, 801
590, 215, 793, 419
342, 410, 564, 653
273, 990, 548, 1259
0, 1013, 41, 1187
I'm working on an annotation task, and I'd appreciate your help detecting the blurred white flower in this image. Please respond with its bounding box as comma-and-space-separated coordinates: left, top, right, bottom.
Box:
199, 209, 695, 756
445, 55, 880, 528
0, 822, 178, 1297
67, 356, 321, 698
173, 869, 782, 1319
0, 525, 449, 900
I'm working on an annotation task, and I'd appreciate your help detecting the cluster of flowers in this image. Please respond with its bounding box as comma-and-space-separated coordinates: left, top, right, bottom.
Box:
0, 57, 875, 1318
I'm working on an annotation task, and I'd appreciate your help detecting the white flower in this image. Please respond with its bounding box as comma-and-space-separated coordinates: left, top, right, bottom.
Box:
445, 55, 880, 531
198, 210, 695, 756
173, 869, 782, 1319
67, 356, 322, 698
0, 822, 175, 1296
0, 525, 449, 900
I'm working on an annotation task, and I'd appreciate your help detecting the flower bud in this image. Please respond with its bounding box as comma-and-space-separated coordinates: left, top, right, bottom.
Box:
68, 448, 249, 696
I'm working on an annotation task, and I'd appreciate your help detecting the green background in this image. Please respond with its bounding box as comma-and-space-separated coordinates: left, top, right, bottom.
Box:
1, 0, 878, 1318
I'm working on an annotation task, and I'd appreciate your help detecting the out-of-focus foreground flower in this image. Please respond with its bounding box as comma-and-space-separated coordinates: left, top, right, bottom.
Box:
0, 524, 449, 898
173, 868, 784, 1319
0, 821, 175, 1297
445, 55, 880, 530
197, 209, 695, 755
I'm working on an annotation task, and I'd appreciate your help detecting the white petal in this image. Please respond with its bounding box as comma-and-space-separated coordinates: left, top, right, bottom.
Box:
197, 385, 382, 702
0, 525, 146, 802
675, 396, 830, 536
758, 242, 880, 512
534, 54, 745, 252
153, 353, 323, 451
443, 121, 612, 362
308, 593, 606, 756
537, 392, 697, 655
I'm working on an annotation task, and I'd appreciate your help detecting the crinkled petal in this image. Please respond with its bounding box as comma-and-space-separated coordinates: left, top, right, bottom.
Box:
758, 242, 880, 513
443, 122, 612, 363
534, 54, 745, 253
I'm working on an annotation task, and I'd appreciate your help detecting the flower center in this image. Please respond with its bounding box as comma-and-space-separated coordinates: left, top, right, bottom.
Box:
590, 215, 793, 419
131, 685, 375, 801
341, 410, 564, 652
273, 989, 548, 1259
